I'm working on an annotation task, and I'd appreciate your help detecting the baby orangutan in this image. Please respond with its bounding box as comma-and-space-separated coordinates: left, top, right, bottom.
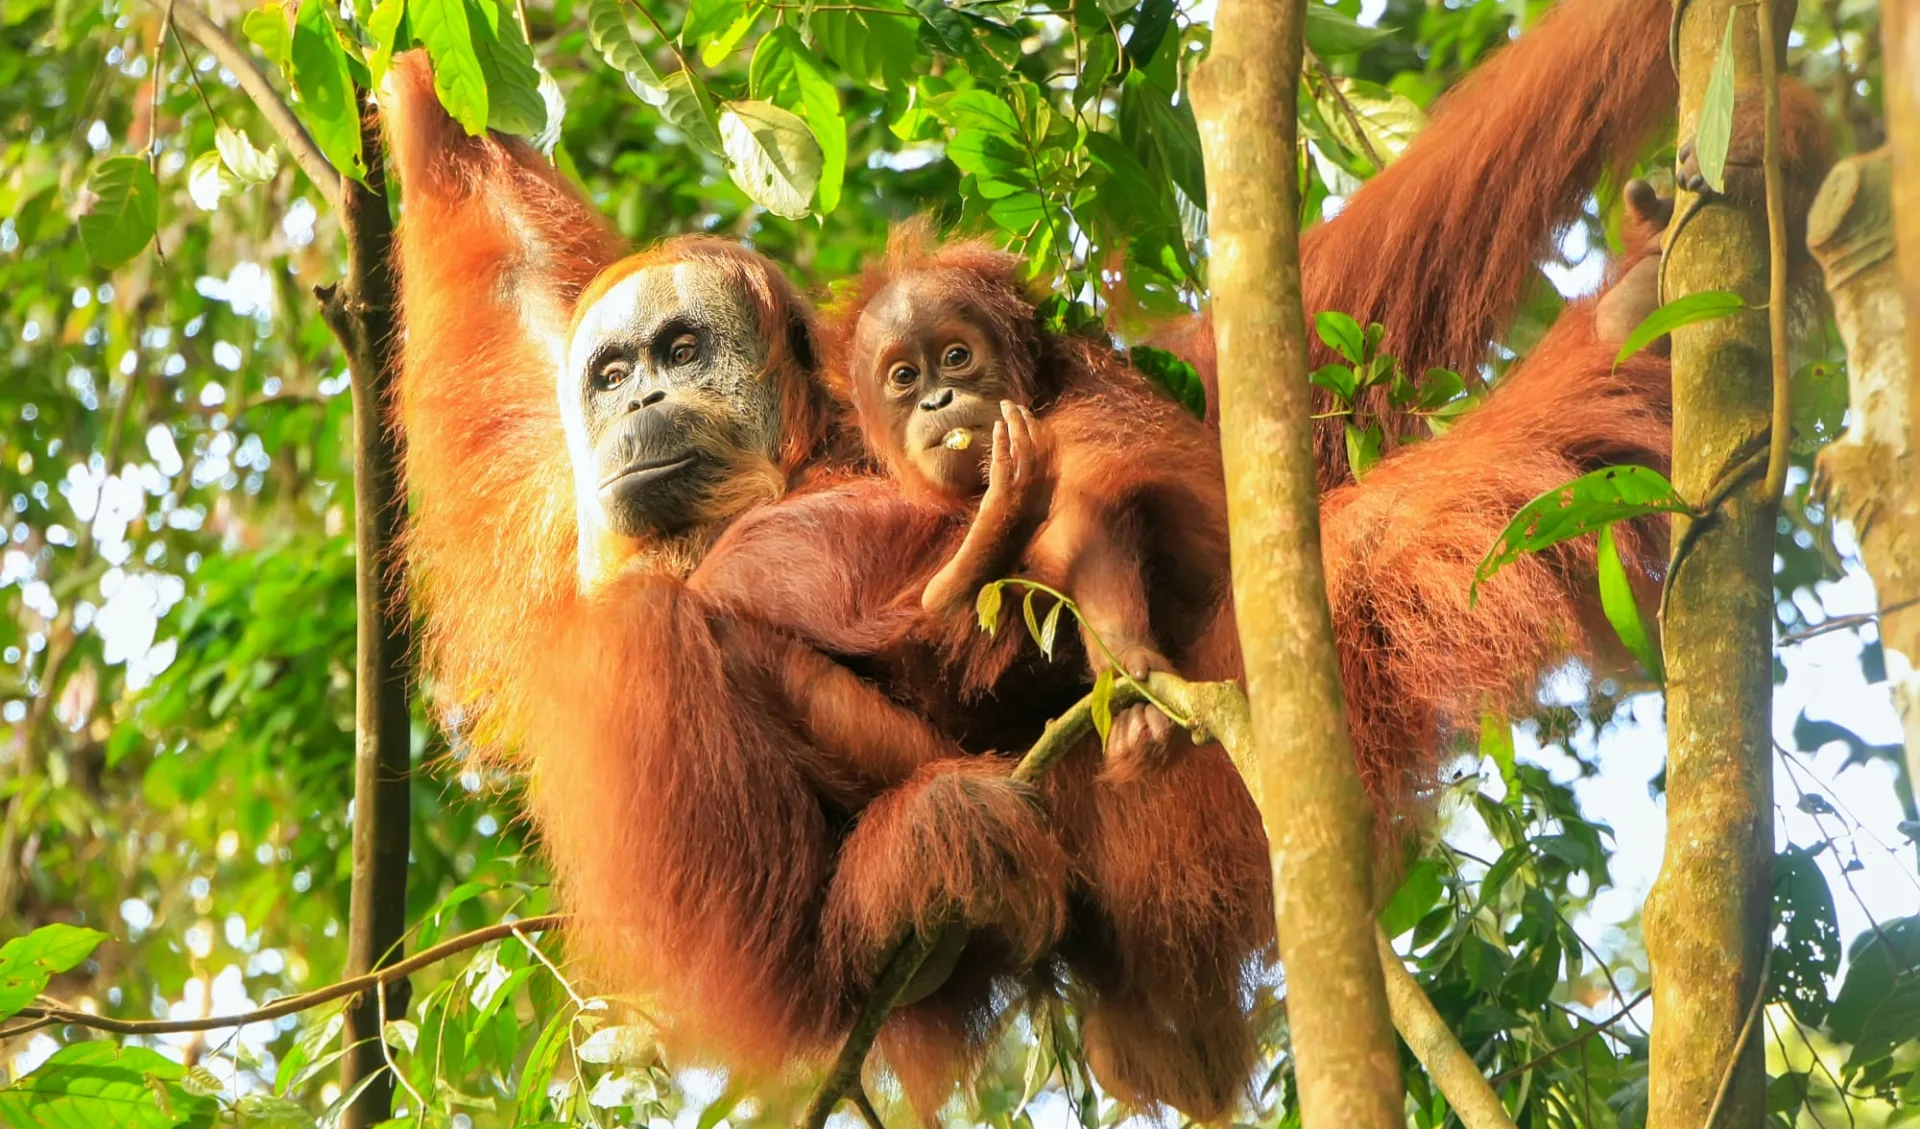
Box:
836, 241, 1232, 772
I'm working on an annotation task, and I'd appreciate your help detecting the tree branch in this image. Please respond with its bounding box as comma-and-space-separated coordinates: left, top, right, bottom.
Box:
1376, 926, 1518, 1129
148, 0, 343, 208
1489, 989, 1652, 1084
2, 915, 565, 1039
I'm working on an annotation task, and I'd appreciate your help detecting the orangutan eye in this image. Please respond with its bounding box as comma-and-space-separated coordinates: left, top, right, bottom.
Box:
668, 334, 699, 366
942, 345, 971, 368
594, 359, 632, 390
888, 364, 918, 388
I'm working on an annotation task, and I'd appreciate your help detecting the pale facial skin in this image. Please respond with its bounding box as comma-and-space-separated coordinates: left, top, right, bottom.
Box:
566, 263, 784, 538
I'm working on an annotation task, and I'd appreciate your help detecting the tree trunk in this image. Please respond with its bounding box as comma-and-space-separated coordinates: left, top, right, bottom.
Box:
1189, 5, 1403, 1125
1808, 148, 1920, 826
324, 100, 414, 1129
1642, 0, 1784, 1124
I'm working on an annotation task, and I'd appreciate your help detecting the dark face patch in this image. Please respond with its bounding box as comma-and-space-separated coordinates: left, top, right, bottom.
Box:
852, 275, 1023, 497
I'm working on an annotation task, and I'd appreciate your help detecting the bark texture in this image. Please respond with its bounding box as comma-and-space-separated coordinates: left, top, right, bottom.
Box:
1809, 150, 1920, 817
1189, 1, 1403, 1123
1641, 1, 1784, 1124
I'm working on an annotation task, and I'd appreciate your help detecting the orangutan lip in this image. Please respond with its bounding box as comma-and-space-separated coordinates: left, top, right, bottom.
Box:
600, 453, 698, 489
923, 425, 984, 451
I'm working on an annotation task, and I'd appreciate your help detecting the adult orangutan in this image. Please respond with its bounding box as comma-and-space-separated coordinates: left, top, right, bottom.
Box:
384, 0, 1830, 1115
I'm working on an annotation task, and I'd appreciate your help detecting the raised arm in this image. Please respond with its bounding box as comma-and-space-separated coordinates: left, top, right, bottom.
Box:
381, 53, 628, 753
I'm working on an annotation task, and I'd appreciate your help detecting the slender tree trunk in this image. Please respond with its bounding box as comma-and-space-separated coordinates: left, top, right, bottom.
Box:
1642, 1, 1785, 1124
1189, 5, 1403, 1125
321, 100, 414, 1129
1807, 149, 1920, 832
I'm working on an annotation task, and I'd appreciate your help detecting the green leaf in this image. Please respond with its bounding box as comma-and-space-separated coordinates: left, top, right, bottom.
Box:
720, 99, 821, 219
1614, 290, 1748, 367
188, 151, 241, 211
1480, 711, 1515, 788
700, 4, 762, 66
1309, 363, 1358, 403
749, 28, 845, 211
0, 924, 109, 1019
1129, 346, 1207, 419
1414, 367, 1465, 411
1377, 858, 1442, 938
1124, 0, 1174, 66
0, 1042, 211, 1129
1596, 523, 1663, 683
1314, 310, 1365, 365
1038, 598, 1064, 661
587, 0, 668, 105
1830, 916, 1920, 1047
466, 0, 547, 135
215, 125, 280, 184
936, 88, 1021, 136
813, 0, 920, 89
411, 0, 489, 135
976, 580, 1005, 635
1769, 845, 1839, 1027
365, 0, 405, 86
517, 1009, 574, 1121
661, 70, 724, 155
242, 2, 293, 69
78, 157, 158, 269
1022, 589, 1044, 651
1694, 8, 1738, 194
235, 1094, 318, 1129
1343, 422, 1382, 480
290, 0, 366, 176
1305, 2, 1390, 54
1090, 665, 1115, 746
1472, 465, 1689, 602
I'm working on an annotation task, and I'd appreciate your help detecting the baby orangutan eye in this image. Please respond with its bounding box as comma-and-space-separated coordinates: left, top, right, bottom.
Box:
942, 345, 971, 368
889, 364, 918, 388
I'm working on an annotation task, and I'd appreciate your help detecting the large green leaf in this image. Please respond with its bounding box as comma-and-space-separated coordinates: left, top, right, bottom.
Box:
290, 0, 366, 175
1769, 845, 1840, 1027
412, 0, 489, 135
1129, 345, 1206, 420
1472, 465, 1689, 601
1693, 7, 1738, 193
77, 157, 157, 269
0, 1042, 213, 1129
1596, 522, 1662, 683
587, 0, 668, 105
1306, 2, 1391, 54
813, 0, 920, 89
466, 0, 546, 135
749, 28, 846, 212
720, 100, 821, 219
0, 924, 109, 1019
661, 70, 723, 155
1614, 290, 1748, 367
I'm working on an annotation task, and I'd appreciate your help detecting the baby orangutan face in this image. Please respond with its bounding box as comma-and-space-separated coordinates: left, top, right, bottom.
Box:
850, 272, 1028, 497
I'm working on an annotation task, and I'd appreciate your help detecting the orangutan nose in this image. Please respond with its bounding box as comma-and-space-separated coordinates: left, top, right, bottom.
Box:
920, 387, 954, 412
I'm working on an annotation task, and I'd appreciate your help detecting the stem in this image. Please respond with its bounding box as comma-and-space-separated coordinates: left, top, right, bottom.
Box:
1489, 990, 1652, 1083
2, 916, 565, 1038
994, 579, 1192, 727
318, 93, 413, 1129
1190, 0, 1404, 1118
1757, 0, 1792, 505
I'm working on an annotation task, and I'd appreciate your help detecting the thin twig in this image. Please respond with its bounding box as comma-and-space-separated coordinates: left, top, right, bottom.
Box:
1756, 0, 1792, 506
1306, 47, 1384, 172
1489, 990, 1651, 1084
1777, 597, 1920, 644
2, 915, 565, 1038
149, 0, 342, 207
1701, 947, 1772, 1129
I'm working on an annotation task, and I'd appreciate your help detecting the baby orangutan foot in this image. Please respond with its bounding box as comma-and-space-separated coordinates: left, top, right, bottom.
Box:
1098, 647, 1179, 783
1595, 179, 1676, 351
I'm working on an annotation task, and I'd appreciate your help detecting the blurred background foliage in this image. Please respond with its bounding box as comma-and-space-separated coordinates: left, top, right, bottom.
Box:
0, 0, 1912, 1123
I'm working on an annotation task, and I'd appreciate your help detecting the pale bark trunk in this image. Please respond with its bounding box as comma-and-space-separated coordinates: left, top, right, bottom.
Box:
1190, 3, 1403, 1123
